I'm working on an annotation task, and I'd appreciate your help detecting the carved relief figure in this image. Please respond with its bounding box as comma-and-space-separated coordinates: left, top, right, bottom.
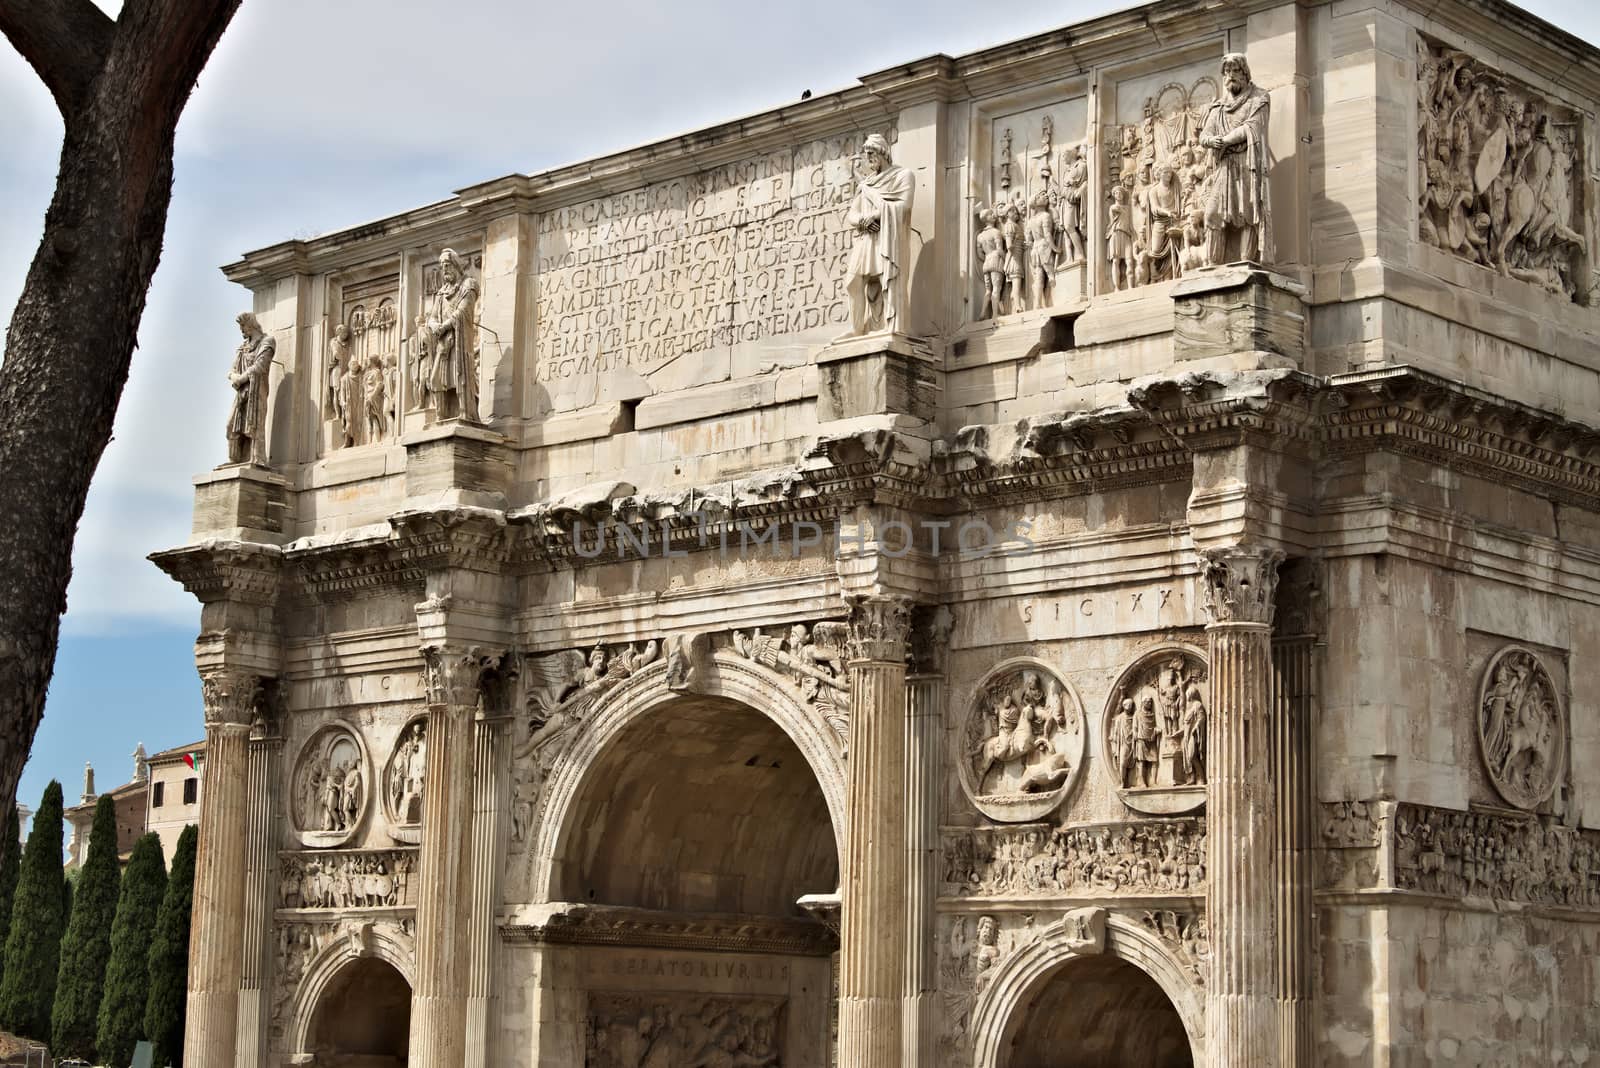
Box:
1103, 649, 1209, 812
292, 729, 368, 845
1197, 52, 1273, 266
840, 133, 915, 337
585, 993, 782, 1068
1417, 36, 1588, 300
959, 661, 1086, 822
1025, 191, 1061, 309
226, 311, 274, 466
976, 119, 1088, 319
413, 248, 480, 421
326, 324, 355, 448
363, 354, 388, 440
389, 722, 427, 826
1060, 144, 1089, 263
1477, 646, 1565, 810
975, 207, 1006, 319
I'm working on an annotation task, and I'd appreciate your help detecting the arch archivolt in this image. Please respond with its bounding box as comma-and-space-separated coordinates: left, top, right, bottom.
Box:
520, 650, 848, 905
967, 911, 1205, 1068
287, 919, 416, 1055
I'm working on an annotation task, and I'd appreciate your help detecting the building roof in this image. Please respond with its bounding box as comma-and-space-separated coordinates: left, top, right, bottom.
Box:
63, 779, 145, 819
147, 740, 207, 766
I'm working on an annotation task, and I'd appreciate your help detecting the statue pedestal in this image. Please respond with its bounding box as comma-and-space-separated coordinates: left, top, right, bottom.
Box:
814, 332, 937, 422
1170, 264, 1307, 367
401, 421, 513, 510
192, 465, 293, 543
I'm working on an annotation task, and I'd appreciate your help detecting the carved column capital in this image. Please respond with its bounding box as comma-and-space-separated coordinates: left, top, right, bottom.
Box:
845, 595, 913, 664
420, 643, 503, 709
201, 670, 265, 730
1199, 546, 1285, 627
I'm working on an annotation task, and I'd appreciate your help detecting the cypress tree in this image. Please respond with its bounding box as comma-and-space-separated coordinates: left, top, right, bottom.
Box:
0, 807, 21, 993
51, 795, 121, 1058
0, 781, 65, 1040
97, 833, 166, 1065
144, 825, 197, 1067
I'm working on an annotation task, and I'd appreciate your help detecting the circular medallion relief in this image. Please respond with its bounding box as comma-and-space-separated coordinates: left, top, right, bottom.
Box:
958, 659, 1086, 823
1478, 645, 1565, 811
1102, 646, 1208, 815
383, 716, 428, 845
291, 726, 370, 848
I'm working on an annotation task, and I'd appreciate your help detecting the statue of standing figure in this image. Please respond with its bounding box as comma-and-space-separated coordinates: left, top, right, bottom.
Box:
227, 312, 274, 466
840, 133, 916, 337
413, 248, 480, 422
1198, 52, 1274, 266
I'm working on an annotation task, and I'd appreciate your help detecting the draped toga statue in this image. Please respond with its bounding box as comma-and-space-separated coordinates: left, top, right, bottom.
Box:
1198, 52, 1274, 266
841, 133, 916, 337
227, 311, 274, 466
413, 247, 480, 422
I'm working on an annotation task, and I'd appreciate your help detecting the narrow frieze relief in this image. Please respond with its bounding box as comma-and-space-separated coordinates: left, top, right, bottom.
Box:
277, 848, 418, 910
1394, 804, 1600, 909
1319, 800, 1383, 891
585, 993, 784, 1068
942, 818, 1206, 898
1103, 647, 1209, 815
1417, 35, 1590, 301
1478, 645, 1566, 811
958, 659, 1086, 823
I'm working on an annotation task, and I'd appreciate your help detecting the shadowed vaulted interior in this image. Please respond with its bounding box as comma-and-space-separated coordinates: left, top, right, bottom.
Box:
555, 695, 839, 915
308, 957, 411, 1068
1006, 954, 1194, 1068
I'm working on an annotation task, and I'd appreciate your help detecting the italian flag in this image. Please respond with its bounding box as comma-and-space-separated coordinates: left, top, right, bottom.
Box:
182, 752, 198, 770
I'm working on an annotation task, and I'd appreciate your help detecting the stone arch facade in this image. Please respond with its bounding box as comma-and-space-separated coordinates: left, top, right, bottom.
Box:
287, 921, 417, 1056
968, 913, 1205, 1068
525, 650, 849, 905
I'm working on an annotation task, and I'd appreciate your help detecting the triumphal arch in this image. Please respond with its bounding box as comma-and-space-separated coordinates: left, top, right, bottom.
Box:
156, 0, 1600, 1062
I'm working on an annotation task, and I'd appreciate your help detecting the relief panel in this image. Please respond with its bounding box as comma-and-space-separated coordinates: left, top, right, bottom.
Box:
958, 658, 1087, 823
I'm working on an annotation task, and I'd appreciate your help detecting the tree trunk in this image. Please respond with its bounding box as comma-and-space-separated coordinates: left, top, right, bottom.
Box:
0, 0, 243, 815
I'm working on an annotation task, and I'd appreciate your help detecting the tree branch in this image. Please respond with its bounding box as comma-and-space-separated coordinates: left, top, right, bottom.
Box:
0, 0, 114, 117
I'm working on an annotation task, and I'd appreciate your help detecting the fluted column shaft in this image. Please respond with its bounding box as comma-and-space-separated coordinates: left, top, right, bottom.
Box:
1202, 548, 1283, 1068
236, 722, 281, 1068
839, 596, 911, 1068
465, 710, 508, 1068
185, 670, 262, 1068
409, 646, 489, 1068
1273, 635, 1316, 1067
903, 672, 943, 1068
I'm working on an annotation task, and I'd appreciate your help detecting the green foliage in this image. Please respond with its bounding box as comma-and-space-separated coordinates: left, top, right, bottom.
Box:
0, 781, 65, 1040
0, 807, 20, 992
97, 833, 166, 1066
145, 825, 196, 1067
51, 795, 121, 1058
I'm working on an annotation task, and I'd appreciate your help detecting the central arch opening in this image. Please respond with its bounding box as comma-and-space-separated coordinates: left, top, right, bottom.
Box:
548, 692, 840, 1066
307, 957, 411, 1067
556, 694, 838, 913
1005, 954, 1194, 1068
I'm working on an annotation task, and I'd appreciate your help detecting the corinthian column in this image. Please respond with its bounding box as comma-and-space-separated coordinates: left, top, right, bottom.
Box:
185, 669, 262, 1068
903, 606, 951, 1068
1273, 560, 1319, 1068
409, 644, 493, 1068
236, 713, 283, 1068
839, 595, 912, 1068
1201, 546, 1283, 1068
465, 696, 510, 1068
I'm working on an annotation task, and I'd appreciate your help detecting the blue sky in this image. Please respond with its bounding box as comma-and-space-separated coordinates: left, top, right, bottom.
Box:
4, 0, 1597, 815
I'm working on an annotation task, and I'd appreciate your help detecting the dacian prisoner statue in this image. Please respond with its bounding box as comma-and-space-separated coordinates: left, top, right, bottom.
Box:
840, 133, 916, 337
413, 247, 480, 422
1199, 52, 1274, 265
227, 311, 274, 466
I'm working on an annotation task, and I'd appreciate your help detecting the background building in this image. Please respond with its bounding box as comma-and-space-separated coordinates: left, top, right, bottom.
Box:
65, 742, 204, 868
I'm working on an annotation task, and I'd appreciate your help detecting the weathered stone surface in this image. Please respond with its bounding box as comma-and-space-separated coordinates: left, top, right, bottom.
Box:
165, 3, 1600, 1065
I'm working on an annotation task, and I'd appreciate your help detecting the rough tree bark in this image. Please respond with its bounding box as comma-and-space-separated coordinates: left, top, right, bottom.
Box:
0, 0, 243, 815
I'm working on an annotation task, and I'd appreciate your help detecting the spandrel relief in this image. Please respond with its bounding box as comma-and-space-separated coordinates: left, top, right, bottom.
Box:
1477, 645, 1566, 811
958, 659, 1086, 823
585, 992, 783, 1068
326, 271, 400, 451
974, 99, 1088, 320
1106, 53, 1273, 291
1103, 647, 1209, 815
1418, 36, 1590, 301
733, 623, 851, 750
290, 726, 370, 849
